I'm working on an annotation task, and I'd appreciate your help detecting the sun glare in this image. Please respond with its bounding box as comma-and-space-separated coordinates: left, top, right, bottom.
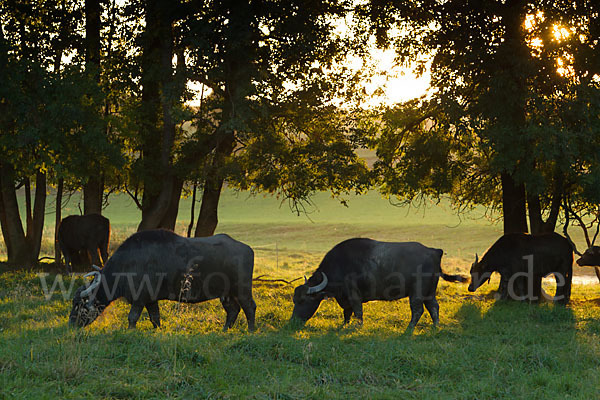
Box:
553, 25, 571, 41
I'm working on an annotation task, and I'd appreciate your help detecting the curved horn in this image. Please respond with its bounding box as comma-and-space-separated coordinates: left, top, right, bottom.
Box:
304, 275, 308, 284
474, 253, 479, 264
91, 264, 102, 271
306, 272, 328, 295
81, 271, 101, 297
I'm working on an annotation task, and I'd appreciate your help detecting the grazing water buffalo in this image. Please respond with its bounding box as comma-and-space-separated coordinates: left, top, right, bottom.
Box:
58, 214, 110, 273
290, 238, 467, 330
69, 230, 256, 331
468, 232, 573, 304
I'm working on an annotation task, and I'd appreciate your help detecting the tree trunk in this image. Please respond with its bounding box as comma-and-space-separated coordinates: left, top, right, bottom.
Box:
0, 182, 13, 261
24, 178, 33, 237
55, 177, 64, 266
136, 0, 179, 232
158, 177, 183, 231
28, 172, 46, 258
195, 131, 235, 237
187, 181, 197, 237
501, 172, 528, 234
0, 165, 40, 266
195, 179, 225, 237
194, 1, 253, 237
83, 177, 103, 215
83, 0, 104, 215
527, 190, 561, 234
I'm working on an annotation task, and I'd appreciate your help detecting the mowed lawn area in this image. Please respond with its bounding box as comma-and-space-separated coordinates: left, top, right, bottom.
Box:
1, 190, 600, 398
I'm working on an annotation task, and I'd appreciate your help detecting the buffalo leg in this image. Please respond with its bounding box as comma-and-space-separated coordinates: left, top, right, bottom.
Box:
128, 304, 144, 329
531, 275, 542, 303
220, 296, 241, 331
146, 302, 161, 328
99, 243, 109, 266
498, 275, 509, 300
237, 296, 256, 332
343, 308, 353, 325
335, 296, 353, 325
407, 297, 424, 331
424, 298, 440, 327
88, 246, 102, 268
61, 247, 73, 274
556, 265, 572, 305
349, 300, 363, 325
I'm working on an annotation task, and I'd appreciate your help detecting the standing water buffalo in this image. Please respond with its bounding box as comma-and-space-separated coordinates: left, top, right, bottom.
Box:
575, 246, 600, 267
468, 232, 573, 304
290, 238, 467, 330
69, 230, 256, 331
58, 214, 111, 273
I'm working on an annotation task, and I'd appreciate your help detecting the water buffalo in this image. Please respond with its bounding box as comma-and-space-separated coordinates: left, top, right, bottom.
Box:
575, 246, 600, 267
69, 230, 256, 331
58, 214, 110, 273
468, 232, 573, 304
290, 238, 467, 331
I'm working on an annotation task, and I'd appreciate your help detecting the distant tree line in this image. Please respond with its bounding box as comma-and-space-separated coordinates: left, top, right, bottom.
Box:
1, 0, 599, 267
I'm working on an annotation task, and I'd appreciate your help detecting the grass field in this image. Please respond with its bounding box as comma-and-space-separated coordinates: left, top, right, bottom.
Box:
1, 190, 600, 398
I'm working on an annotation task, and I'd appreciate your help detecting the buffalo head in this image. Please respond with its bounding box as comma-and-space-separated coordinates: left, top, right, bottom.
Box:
290, 272, 329, 324
69, 269, 104, 328
468, 254, 492, 292
576, 246, 600, 267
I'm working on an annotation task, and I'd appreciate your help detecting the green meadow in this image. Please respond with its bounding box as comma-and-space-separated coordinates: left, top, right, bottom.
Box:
1, 190, 600, 398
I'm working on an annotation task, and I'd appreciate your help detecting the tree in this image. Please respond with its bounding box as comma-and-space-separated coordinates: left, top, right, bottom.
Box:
0, 0, 120, 266
82, 0, 104, 215
181, 0, 372, 236
369, 0, 600, 234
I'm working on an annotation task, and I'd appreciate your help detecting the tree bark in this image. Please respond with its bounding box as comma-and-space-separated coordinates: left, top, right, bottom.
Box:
0, 165, 45, 266
83, 0, 104, 215
187, 181, 197, 237
194, 1, 252, 237
54, 177, 64, 266
158, 177, 183, 231
84, 177, 103, 215
136, 0, 179, 232
29, 172, 46, 259
501, 172, 528, 234
527, 190, 561, 234
195, 133, 235, 237
195, 179, 225, 237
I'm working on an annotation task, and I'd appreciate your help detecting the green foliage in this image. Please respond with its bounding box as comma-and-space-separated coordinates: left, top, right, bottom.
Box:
0, 0, 123, 183
179, 0, 374, 206
371, 0, 600, 220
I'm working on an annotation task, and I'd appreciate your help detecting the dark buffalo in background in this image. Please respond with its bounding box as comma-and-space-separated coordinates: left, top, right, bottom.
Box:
290, 238, 467, 331
575, 246, 600, 267
468, 232, 573, 304
57, 214, 110, 273
69, 230, 256, 331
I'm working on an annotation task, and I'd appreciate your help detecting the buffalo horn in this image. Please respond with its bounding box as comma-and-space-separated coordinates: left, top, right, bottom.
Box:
474, 253, 479, 264
306, 272, 328, 294
91, 264, 102, 271
81, 271, 101, 297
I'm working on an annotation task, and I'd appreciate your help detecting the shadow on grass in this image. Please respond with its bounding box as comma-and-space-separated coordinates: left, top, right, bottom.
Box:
455, 296, 577, 340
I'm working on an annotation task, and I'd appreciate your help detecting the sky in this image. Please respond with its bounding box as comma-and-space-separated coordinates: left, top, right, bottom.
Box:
185, 47, 430, 109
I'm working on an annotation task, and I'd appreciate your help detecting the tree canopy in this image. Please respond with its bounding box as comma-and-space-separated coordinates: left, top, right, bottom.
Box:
1, 0, 600, 266
369, 0, 600, 234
